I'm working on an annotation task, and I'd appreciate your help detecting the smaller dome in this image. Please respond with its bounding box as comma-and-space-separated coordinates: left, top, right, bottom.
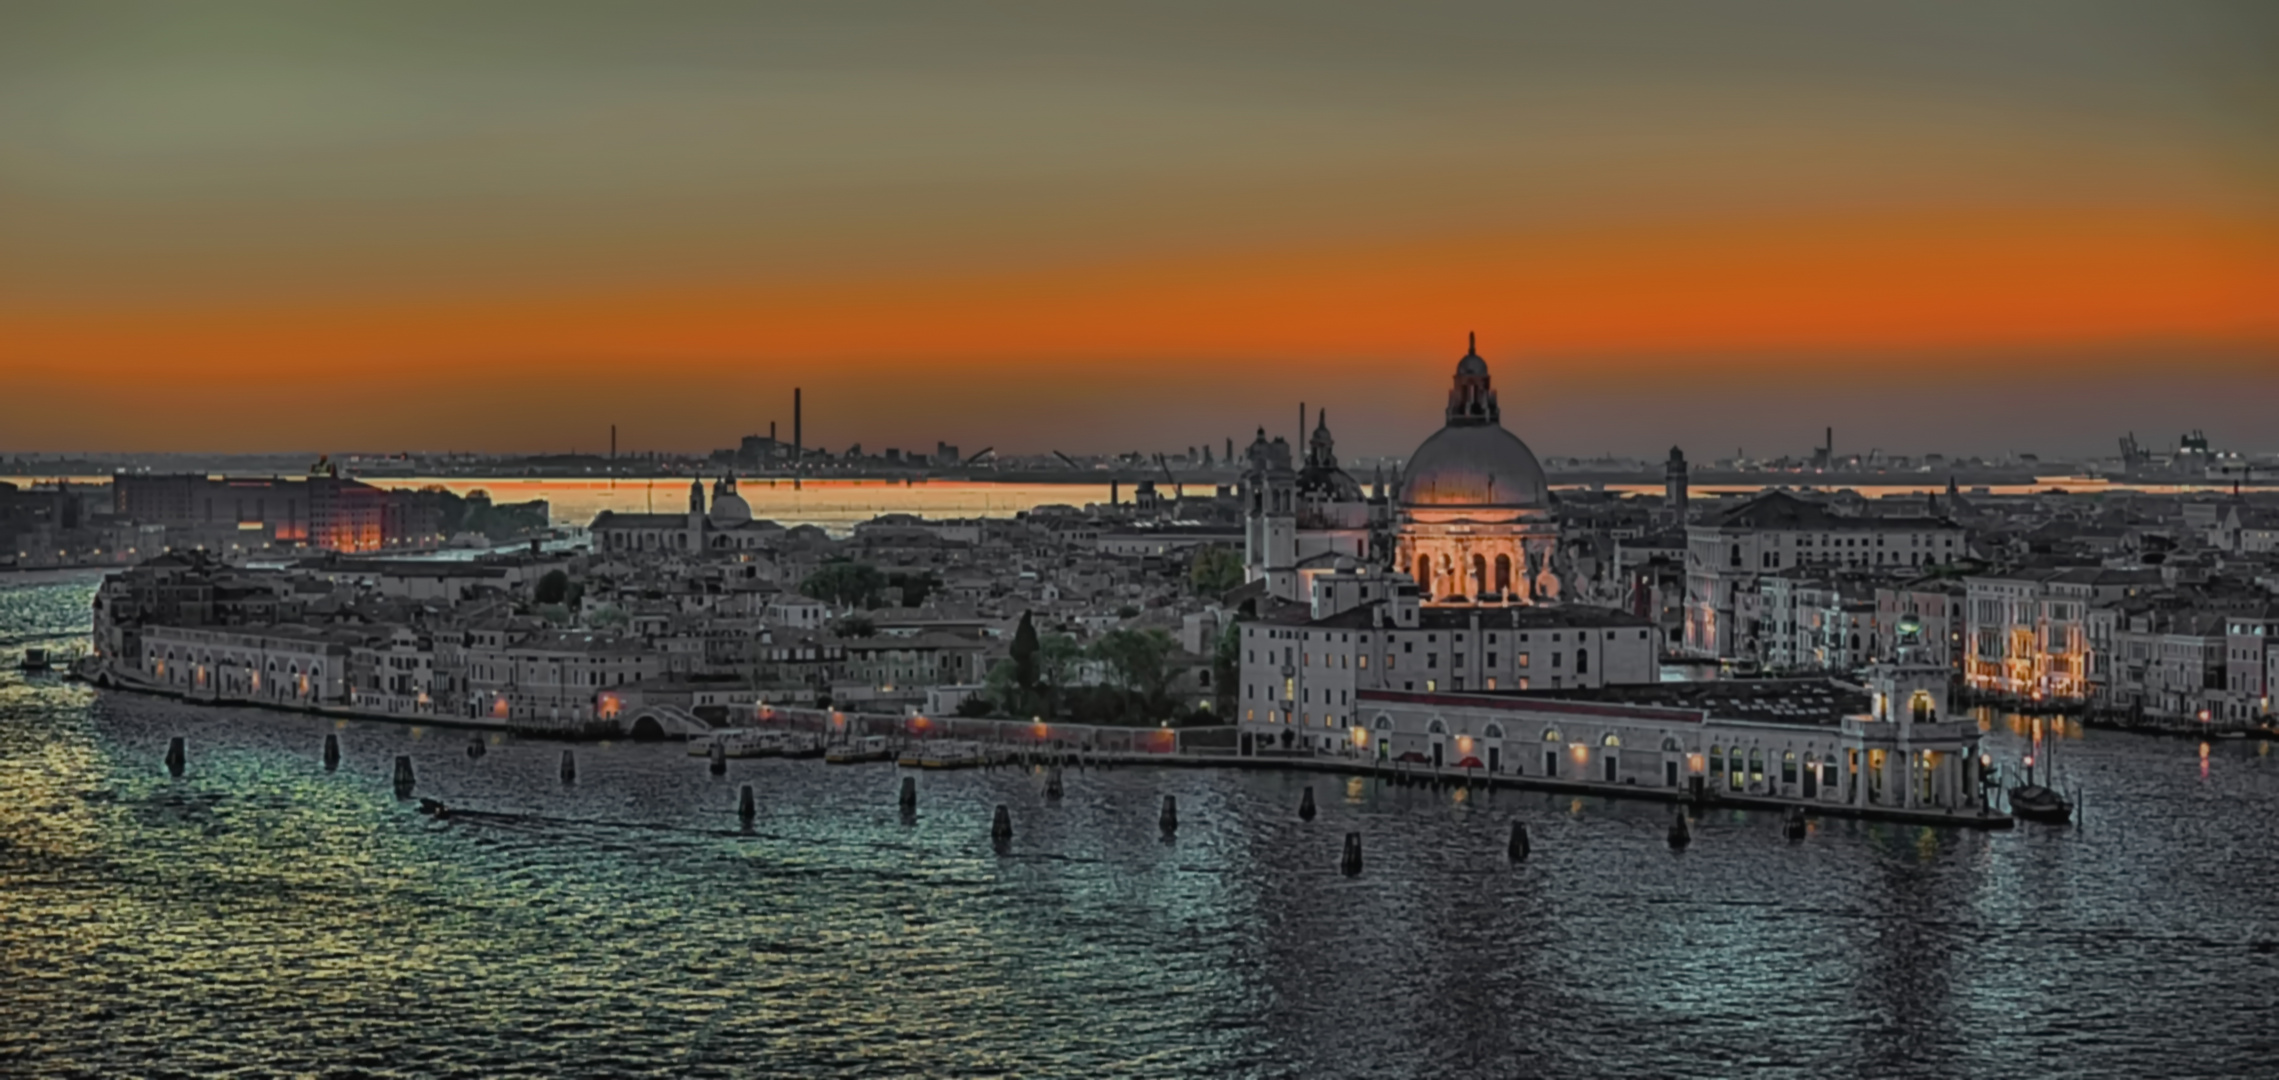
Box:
710, 493, 752, 526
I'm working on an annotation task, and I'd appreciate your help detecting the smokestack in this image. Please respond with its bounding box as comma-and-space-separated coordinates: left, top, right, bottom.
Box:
794, 388, 803, 466
610, 424, 616, 461
770, 420, 776, 443
1300, 403, 1306, 449
1826, 427, 1833, 454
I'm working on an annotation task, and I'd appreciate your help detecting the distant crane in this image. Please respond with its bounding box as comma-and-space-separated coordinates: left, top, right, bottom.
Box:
1154, 453, 1183, 500
1052, 450, 1082, 471
961, 447, 995, 467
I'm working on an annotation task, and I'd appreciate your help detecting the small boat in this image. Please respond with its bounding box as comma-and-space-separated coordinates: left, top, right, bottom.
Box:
826, 735, 893, 764
18, 648, 52, 672
905, 739, 988, 769
689, 729, 778, 759
2009, 784, 2073, 824
776, 732, 826, 760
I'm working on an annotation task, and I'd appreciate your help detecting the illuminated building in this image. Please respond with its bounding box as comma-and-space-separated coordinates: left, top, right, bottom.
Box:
1235, 583, 1658, 754
1683, 491, 1967, 664
110, 472, 443, 553
1349, 661, 1993, 823
1392, 337, 1562, 606
1962, 567, 2158, 704
1240, 336, 1555, 607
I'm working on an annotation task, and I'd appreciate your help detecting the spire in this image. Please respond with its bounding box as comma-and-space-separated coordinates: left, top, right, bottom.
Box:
1468, 331, 1476, 355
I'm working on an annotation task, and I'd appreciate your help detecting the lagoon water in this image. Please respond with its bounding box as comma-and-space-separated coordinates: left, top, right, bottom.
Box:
5, 570, 2279, 1078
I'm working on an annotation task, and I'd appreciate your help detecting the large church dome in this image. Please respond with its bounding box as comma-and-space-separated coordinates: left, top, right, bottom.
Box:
1398, 336, 1549, 509
1401, 424, 1548, 508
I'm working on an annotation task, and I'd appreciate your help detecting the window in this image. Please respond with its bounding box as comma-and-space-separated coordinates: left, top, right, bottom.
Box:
1518, 653, 1530, 668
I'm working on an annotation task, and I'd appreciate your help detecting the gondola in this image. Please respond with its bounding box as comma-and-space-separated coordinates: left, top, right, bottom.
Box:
2008, 783, 2072, 824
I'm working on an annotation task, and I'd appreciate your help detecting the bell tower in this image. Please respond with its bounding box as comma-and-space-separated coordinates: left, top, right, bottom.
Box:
1241, 427, 1299, 599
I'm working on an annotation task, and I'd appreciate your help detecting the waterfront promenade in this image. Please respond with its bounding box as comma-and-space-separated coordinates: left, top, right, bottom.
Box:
84, 658, 2013, 830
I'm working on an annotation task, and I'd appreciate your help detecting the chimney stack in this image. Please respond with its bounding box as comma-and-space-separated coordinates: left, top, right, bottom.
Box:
794, 388, 803, 466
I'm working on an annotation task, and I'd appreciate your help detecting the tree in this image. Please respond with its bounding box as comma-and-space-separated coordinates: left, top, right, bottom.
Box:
801, 560, 886, 610
887, 570, 942, 608
1189, 545, 1246, 596
1039, 633, 1083, 696
1011, 611, 1040, 694
534, 569, 569, 605
955, 694, 995, 718
1088, 628, 1178, 718
831, 614, 877, 638
1211, 619, 1242, 716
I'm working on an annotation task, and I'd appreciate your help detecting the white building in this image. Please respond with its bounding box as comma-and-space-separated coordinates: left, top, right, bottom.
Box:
1349, 660, 1991, 822
139, 623, 352, 704
1963, 567, 2160, 704
1236, 585, 1658, 756
1685, 491, 1966, 663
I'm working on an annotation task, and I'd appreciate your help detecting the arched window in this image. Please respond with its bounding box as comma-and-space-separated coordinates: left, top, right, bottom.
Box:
1601, 733, 1621, 747
1469, 554, 1488, 597
1494, 553, 1513, 594
1427, 718, 1447, 735
1849, 632, 1861, 650
1542, 728, 1562, 742
1415, 556, 1432, 597
1710, 745, 1724, 781
1661, 736, 1682, 752
1748, 748, 1765, 785
1484, 723, 1506, 740
1781, 750, 1798, 785
1372, 714, 1393, 730
1576, 648, 1590, 675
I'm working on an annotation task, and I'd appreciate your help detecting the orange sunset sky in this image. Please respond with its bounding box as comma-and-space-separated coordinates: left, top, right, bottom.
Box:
3, 1, 2275, 459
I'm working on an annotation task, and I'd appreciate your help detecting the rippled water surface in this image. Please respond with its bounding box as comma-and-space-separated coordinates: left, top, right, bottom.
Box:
5, 572, 2278, 1078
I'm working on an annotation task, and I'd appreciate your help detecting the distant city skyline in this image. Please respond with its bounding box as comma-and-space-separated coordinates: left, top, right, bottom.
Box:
4, 1, 2275, 456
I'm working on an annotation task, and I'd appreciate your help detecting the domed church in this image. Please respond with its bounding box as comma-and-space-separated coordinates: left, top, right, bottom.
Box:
1394, 335, 1560, 605
1240, 335, 1558, 605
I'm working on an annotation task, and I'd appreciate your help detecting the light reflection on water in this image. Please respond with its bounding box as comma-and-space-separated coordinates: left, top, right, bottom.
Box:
5, 576, 2279, 1077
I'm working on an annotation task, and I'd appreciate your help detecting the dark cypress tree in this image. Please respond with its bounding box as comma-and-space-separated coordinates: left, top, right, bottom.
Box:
1011, 611, 1041, 696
